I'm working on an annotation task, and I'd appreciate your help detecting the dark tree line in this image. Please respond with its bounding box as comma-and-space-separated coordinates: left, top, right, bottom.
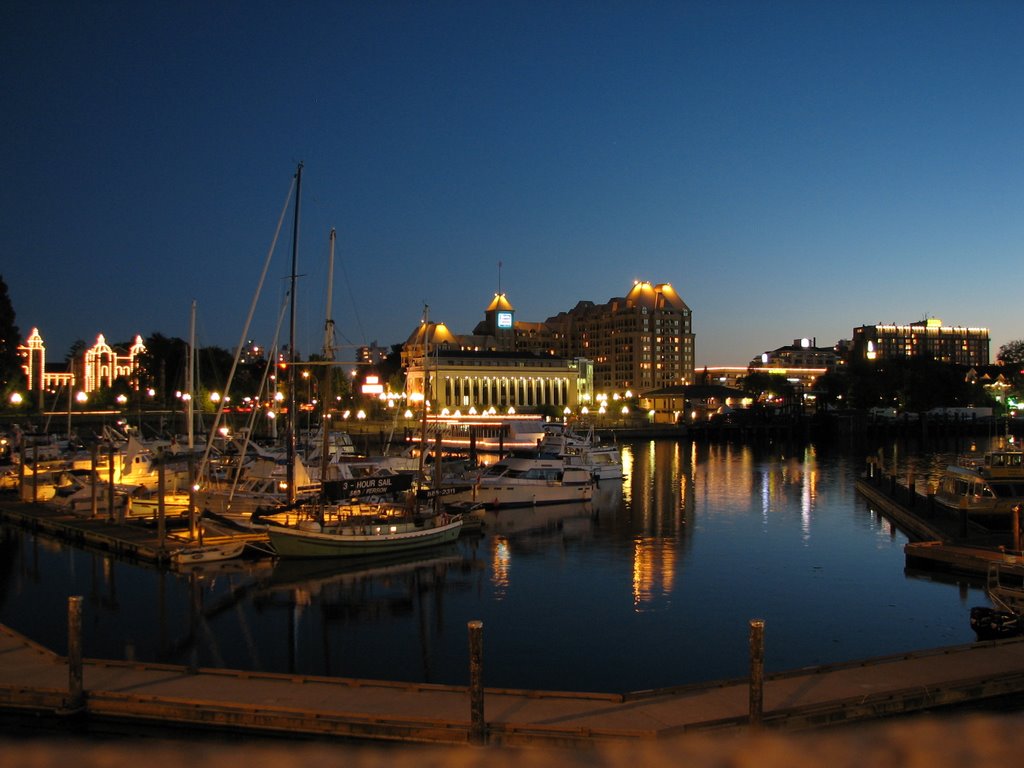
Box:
0, 276, 21, 398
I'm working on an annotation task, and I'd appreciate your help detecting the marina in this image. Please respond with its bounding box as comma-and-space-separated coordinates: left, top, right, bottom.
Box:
2, 434, 1023, 744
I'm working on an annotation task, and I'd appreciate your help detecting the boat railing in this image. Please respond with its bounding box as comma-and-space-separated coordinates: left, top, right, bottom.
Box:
987, 562, 1024, 613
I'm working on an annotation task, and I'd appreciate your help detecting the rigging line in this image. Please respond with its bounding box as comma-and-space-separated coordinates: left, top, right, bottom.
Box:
224, 290, 290, 504
337, 240, 367, 346
198, 172, 297, 482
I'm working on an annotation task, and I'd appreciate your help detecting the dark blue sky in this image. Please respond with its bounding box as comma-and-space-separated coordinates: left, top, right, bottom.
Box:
3, 1, 1021, 365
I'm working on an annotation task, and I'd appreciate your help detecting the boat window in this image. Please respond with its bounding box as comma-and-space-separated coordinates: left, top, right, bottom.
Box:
989, 482, 1023, 498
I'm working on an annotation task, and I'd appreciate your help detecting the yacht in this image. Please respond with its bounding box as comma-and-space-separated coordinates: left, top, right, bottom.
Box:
540, 423, 624, 481
444, 454, 594, 510
934, 446, 1024, 519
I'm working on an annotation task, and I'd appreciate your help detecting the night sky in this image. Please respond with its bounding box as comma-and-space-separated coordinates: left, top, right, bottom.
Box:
3, 2, 1021, 366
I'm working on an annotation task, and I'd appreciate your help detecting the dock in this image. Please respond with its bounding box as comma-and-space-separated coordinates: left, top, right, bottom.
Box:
3, 620, 1024, 746
855, 468, 1024, 578
0, 498, 267, 564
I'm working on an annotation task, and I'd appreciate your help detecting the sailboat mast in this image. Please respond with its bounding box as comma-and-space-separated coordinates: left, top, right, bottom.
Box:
187, 299, 196, 451
417, 305, 432, 482
286, 162, 303, 505
319, 228, 336, 494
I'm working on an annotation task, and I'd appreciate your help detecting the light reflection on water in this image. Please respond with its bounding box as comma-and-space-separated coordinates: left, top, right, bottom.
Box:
0, 436, 998, 693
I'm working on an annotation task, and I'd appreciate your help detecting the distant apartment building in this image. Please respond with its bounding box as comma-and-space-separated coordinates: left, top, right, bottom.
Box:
851, 319, 990, 366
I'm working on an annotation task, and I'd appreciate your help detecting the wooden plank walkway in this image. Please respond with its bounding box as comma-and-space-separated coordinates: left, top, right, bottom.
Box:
2, 622, 1024, 747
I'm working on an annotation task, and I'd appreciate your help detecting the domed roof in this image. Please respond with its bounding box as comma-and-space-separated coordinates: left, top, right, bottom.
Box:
625, 281, 688, 312
485, 293, 514, 313
405, 321, 457, 347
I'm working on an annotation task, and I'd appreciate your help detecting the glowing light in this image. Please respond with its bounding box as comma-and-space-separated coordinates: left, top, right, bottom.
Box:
9, 392, 22, 405
210, 392, 221, 403
356, 410, 366, 420
75, 391, 88, 404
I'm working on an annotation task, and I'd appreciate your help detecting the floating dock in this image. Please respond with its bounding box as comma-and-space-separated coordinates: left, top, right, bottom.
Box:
0, 498, 267, 564
855, 470, 1021, 578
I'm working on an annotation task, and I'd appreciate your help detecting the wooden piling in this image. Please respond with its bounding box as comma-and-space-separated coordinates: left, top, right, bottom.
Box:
468, 620, 486, 745
67, 595, 83, 710
31, 441, 39, 503
90, 442, 99, 518
107, 442, 116, 523
749, 619, 765, 729
157, 455, 167, 550
1014, 505, 1021, 554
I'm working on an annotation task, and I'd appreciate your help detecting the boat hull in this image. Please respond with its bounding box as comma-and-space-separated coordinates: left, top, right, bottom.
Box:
172, 541, 247, 565
445, 481, 592, 509
266, 517, 463, 558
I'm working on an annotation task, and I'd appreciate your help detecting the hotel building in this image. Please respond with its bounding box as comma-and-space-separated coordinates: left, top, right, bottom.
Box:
852, 319, 990, 366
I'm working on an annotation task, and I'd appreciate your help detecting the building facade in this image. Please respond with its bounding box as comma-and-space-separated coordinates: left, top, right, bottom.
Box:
18, 328, 146, 407
750, 338, 842, 373
405, 347, 592, 413
400, 280, 694, 410
852, 319, 990, 366
544, 281, 695, 392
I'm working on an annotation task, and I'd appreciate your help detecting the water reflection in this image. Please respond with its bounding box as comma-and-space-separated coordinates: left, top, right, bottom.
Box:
0, 437, 996, 692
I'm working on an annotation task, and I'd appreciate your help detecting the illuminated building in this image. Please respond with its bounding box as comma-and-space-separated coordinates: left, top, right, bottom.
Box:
16, 328, 74, 408
83, 334, 146, 392
400, 280, 692, 408
640, 383, 748, 424
18, 328, 147, 407
545, 281, 695, 392
852, 319, 990, 365
404, 332, 591, 411
750, 338, 843, 372
697, 366, 828, 390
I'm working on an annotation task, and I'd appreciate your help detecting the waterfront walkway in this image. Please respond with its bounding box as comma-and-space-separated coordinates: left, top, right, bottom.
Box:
3, 622, 1024, 747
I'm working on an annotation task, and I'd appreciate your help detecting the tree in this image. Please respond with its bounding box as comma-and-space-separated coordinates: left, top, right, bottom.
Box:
997, 340, 1024, 367
0, 275, 21, 393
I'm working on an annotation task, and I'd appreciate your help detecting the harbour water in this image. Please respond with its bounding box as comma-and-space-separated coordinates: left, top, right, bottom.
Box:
0, 436, 993, 694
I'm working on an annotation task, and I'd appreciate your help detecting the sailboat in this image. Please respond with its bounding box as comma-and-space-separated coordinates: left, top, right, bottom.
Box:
265, 238, 463, 558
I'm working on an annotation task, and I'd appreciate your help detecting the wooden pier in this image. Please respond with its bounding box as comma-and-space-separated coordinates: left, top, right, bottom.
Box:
2, 620, 1024, 747
855, 469, 1023, 578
